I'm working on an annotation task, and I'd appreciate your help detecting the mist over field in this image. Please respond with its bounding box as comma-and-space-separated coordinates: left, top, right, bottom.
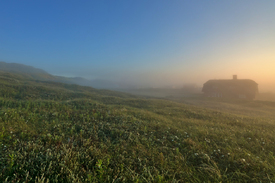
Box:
1, 1, 275, 182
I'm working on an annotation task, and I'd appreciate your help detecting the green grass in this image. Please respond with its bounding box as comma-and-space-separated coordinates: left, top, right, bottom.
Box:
0, 72, 275, 182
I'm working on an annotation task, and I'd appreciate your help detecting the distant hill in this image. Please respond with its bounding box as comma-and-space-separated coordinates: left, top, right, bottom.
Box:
0, 61, 55, 80
0, 61, 48, 74
0, 61, 118, 89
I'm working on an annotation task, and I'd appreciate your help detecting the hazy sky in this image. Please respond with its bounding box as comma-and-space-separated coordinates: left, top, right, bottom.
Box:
1, 1, 275, 90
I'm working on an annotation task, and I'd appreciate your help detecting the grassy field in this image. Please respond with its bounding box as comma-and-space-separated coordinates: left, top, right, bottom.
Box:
0, 72, 275, 182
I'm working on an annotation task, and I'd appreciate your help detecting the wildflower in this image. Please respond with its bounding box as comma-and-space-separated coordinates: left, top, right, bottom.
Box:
194, 153, 198, 156
228, 153, 230, 155
242, 159, 245, 162
247, 154, 250, 156
10, 131, 13, 134
262, 142, 265, 144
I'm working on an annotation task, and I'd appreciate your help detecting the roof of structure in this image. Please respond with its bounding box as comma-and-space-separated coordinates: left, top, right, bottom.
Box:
203, 79, 258, 86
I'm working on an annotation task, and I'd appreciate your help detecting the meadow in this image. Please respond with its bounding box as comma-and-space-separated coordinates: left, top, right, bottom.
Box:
0, 72, 275, 182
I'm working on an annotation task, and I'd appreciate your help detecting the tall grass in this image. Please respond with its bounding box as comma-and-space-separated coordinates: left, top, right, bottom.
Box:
0, 76, 275, 182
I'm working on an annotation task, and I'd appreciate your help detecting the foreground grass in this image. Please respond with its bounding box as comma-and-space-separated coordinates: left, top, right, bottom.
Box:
0, 73, 275, 182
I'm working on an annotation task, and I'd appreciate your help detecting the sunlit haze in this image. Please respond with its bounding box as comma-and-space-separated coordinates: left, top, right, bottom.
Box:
1, 1, 275, 91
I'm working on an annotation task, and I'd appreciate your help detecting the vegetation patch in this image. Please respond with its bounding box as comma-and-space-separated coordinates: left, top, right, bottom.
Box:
0, 75, 275, 182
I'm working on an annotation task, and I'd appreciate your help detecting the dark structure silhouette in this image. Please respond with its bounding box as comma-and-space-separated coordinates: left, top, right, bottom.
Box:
202, 75, 258, 100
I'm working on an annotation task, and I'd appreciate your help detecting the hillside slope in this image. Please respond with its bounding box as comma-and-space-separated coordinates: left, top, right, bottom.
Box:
0, 72, 275, 182
0, 61, 48, 74
0, 61, 118, 89
0, 61, 55, 80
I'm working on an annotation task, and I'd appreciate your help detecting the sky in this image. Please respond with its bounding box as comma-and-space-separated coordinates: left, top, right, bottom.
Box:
1, 1, 275, 91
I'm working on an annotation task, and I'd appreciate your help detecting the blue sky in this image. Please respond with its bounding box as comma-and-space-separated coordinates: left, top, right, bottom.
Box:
1, 1, 275, 89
